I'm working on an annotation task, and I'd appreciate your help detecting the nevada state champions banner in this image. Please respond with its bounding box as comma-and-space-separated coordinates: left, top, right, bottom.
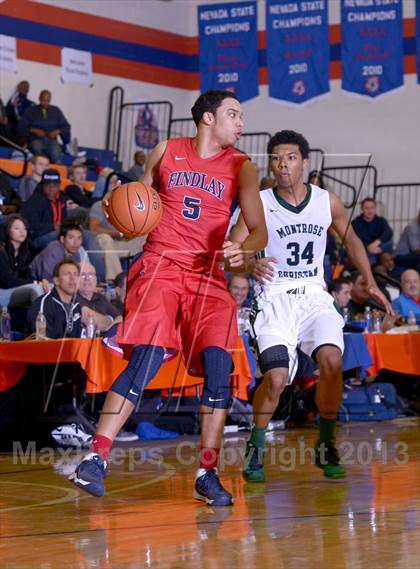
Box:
198, 2, 258, 102
341, 0, 403, 97
265, 0, 330, 103
417, 0, 420, 84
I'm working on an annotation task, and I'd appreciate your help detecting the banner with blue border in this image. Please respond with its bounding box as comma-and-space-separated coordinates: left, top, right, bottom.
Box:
198, 2, 258, 102
416, 0, 420, 84
265, 0, 330, 103
341, 0, 403, 97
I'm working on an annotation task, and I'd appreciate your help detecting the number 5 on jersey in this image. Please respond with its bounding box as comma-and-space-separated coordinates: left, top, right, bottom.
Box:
182, 196, 202, 220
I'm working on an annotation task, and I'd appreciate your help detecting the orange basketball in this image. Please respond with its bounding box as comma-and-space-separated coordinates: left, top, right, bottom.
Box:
104, 182, 163, 237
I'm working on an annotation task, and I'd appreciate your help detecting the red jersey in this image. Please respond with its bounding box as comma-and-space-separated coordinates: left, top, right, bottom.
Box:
144, 137, 248, 272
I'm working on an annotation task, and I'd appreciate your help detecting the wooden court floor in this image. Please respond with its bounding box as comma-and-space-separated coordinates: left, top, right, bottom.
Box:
1, 418, 420, 569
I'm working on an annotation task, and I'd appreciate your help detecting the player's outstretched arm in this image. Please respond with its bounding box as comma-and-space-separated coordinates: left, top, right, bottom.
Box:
330, 192, 393, 314
224, 161, 267, 268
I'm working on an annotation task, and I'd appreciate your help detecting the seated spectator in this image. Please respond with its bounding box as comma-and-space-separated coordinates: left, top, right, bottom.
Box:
0, 97, 12, 140
21, 168, 105, 279
0, 214, 43, 307
308, 170, 324, 187
229, 274, 251, 335
18, 154, 49, 203
89, 199, 145, 280
124, 150, 146, 181
112, 271, 127, 315
328, 278, 352, 309
90, 167, 116, 200
395, 211, 420, 271
77, 262, 121, 332
259, 176, 276, 191
351, 198, 393, 265
0, 171, 21, 220
348, 271, 389, 319
27, 259, 83, 338
392, 269, 420, 323
18, 90, 70, 164
64, 162, 99, 212
375, 252, 401, 281
6, 80, 35, 144
21, 168, 67, 248
31, 220, 89, 282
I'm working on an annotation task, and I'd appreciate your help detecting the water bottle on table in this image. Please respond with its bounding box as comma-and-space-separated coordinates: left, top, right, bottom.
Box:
407, 311, 417, 327
0, 306, 11, 340
86, 316, 96, 338
35, 311, 47, 340
364, 306, 372, 333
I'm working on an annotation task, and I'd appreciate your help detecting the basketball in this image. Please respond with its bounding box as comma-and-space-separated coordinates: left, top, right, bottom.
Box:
104, 181, 163, 237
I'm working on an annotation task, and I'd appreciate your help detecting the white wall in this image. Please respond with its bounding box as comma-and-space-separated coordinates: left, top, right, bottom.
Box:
1, 0, 418, 184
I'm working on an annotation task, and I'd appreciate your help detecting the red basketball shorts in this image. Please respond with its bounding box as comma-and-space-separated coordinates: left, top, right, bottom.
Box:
116, 252, 238, 374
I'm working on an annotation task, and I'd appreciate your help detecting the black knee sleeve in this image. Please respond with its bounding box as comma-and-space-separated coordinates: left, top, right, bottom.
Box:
110, 344, 165, 405
259, 345, 289, 374
200, 346, 232, 409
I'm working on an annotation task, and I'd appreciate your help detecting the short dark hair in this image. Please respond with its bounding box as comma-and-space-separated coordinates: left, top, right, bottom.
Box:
53, 258, 80, 278
349, 271, 363, 284
361, 197, 376, 207
267, 130, 310, 159
59, 220, 83, 238
191, 90, 239, 126
114, 271, 127, 288
328, 278, 350, 294
31, 154, 49, 164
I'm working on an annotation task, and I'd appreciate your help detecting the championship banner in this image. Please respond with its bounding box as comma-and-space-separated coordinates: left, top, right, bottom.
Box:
416, 0, 420, 84
198, 2, 258, 102
265, 0, 330, 103
341, 0, 403, 97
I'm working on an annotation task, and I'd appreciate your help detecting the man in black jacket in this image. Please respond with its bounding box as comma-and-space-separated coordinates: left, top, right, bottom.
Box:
21, 168, 67, 248
27, 258, 83, 338
351, 198, 393, 265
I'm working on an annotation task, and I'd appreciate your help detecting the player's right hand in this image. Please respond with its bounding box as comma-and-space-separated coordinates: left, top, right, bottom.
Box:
252, 257, 277, 282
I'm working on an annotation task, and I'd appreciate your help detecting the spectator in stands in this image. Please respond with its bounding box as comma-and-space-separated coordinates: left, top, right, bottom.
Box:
347, 272, 370, 318
6, 80, 35, 144
328, 278, 352, 309
0, 97, 12, 140
373, 253, 401, 302
351, 198, 393, 265
124, 150, 146, 181
0, 171, 21, 219
0, 214, 43, 307
112, 271, 127, 315
308, 170, 324, 187
31, 220, 89, 283
21, 168, 105, 280
259, 176, 276, 191
65, 162, 98, 211
392, 269, 420, 323
21, 168, 67, 247
27, 259, 83, 338
347, 271, 389, 318
18, 154, 49, 203
19, 90, 70, 164
91, 167, 117, 200
395, 211, 420, 271
89, 199, 145, 280
229, 274, 251, 335
77, 262, 121, 332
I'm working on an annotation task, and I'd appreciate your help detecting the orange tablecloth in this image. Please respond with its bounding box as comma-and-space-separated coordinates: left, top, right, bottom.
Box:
0, 337, 251, 400
364, 332, 420, 376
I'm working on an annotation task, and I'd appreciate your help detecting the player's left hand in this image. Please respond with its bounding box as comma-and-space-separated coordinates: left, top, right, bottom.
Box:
367, 282, 393, 315
222, 240, 251, 268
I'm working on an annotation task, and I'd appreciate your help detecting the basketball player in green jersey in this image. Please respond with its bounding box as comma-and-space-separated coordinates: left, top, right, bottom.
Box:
229, 130, 392, 481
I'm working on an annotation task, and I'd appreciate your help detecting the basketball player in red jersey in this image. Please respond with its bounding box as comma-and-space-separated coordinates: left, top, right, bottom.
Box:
70, 90, 268, 505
